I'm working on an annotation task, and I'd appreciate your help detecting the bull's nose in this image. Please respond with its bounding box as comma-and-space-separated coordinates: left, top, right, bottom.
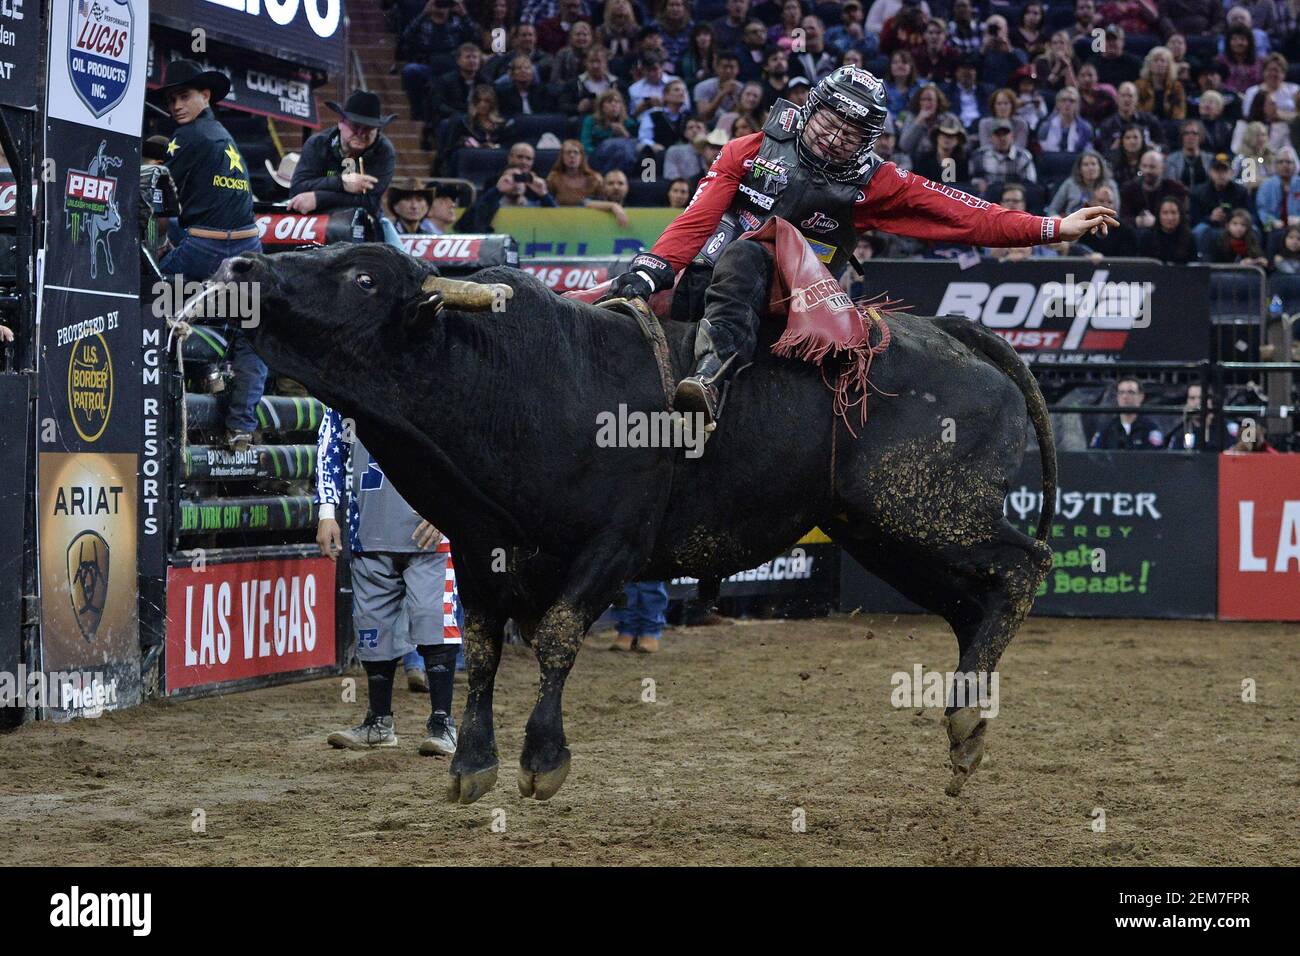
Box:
225, 256, 257, 276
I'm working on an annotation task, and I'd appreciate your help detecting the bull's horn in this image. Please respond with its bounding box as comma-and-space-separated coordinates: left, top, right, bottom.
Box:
421, 275, 513, 311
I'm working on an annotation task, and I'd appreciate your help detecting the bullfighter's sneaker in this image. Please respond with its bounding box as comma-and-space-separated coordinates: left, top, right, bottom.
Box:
406, 666, 429, 692
327, 712, 397, 750
635, 636, 661, 654
610, 633, 635, 652
419, 713, 458, 757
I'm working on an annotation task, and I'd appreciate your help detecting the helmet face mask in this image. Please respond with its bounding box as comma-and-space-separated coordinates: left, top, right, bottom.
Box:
796, 67, 888, 182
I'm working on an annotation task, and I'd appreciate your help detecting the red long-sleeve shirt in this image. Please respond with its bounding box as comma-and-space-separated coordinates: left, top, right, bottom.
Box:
652, 132, 1061, 271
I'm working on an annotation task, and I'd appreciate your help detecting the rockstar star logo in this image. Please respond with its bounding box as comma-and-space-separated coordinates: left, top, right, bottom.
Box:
166, 139, 179, 156
224, 142, 244, 173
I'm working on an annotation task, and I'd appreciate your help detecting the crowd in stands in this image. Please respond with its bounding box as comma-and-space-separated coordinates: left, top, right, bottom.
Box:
376, 0, 1300, 267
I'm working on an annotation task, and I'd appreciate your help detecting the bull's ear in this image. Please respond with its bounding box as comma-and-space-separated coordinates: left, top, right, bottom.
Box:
420, 275, 514, 312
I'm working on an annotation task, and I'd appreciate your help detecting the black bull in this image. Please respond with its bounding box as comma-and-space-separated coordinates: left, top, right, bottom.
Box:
222, 242, 1057, 803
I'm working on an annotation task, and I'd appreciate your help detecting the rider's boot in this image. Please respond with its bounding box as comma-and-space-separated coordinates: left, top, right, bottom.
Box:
673, 319, 739, 430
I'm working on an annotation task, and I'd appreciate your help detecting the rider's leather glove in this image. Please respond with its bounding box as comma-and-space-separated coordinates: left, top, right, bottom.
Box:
600, 252, 674, 303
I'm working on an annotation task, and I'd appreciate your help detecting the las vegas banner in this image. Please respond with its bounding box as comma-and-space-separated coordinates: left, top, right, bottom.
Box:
37, 0, 149, 719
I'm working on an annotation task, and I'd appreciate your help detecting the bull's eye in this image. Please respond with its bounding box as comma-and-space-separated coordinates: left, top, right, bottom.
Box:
354, 273, 375, 291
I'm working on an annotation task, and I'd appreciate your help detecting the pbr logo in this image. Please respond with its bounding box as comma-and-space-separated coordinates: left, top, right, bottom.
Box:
68, 0, 136, 119
67, 530, 111, 641
778, 108, 797, 132
65, 141, 124, 279
751, 156, 788, 191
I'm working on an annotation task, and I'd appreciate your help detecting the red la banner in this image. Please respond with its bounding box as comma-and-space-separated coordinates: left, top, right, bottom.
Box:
165, 556, 337, 692
1218, 455, 1300, 620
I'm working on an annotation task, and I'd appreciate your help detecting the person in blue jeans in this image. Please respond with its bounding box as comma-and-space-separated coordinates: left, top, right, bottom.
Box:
153, 59, 267, 451
611, 582, 669, 654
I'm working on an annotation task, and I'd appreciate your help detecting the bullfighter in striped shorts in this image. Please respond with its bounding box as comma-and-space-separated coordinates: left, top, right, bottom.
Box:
315, 407, 462, 755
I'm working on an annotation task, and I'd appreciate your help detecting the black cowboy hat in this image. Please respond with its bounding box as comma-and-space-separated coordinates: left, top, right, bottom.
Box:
326, 90, 396, 129
385, 177, 434, 215
150, 58, 232, 104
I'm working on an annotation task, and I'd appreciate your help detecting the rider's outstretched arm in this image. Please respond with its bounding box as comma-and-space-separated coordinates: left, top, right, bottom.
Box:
856, 164, 1063, 248
649, 133, 765, 271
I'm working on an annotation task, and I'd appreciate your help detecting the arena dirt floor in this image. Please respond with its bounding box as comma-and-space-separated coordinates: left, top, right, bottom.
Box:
1, 614, 1295, 866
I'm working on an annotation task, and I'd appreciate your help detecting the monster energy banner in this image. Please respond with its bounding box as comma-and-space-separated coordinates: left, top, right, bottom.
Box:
841, 451, 1219, 619
36, 0, 149, 718
860, 260, 1211, 364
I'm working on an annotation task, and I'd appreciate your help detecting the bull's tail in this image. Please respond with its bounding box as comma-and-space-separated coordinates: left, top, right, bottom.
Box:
930, 317, 1057, 542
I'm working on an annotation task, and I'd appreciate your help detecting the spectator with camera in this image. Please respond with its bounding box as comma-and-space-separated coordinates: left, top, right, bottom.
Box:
978, 14, 1028, 90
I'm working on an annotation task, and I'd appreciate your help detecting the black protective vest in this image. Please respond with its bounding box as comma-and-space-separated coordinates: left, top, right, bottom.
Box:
694, 99, 882, 276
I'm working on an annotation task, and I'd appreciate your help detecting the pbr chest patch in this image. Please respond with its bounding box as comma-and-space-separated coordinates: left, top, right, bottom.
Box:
738, 209, 762, 231
778, 108, 798, 132
750, 156, 789, 191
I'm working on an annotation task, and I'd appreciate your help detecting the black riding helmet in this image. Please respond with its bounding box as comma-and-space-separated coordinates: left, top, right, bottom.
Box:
797, 66, 889, 182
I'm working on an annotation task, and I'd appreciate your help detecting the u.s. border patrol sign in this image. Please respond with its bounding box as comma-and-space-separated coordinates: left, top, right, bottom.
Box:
69, 0, 135, 117
47, 0, 147, 136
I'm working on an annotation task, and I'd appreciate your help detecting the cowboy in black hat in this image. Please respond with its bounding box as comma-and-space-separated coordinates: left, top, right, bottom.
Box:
153, 57, 266, 452
386, 178, 435, 234
288, 90, 397, 222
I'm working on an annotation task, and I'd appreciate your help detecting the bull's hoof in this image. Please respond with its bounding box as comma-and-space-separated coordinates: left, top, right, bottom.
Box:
446, 764, 499, 805
517, 754, 571, 801
943, 707, 988, 797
